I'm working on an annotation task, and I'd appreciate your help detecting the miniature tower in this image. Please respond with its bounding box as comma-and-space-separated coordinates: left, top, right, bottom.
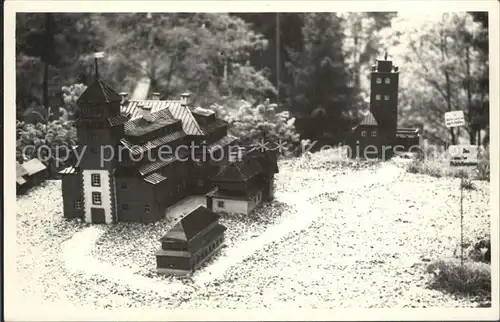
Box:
369, 52, 399, 146
74, 52, 126, 224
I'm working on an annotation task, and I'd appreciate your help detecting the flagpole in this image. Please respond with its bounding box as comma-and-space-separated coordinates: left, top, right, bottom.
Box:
94, 49, 99, 80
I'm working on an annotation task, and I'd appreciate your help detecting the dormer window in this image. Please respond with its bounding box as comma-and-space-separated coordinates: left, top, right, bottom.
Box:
384, 77, 391, 84
375, 94, 381, 101
376, 77, 382, 84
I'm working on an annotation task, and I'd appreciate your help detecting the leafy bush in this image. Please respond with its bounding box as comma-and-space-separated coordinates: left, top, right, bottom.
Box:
461, 178, 476, 190
62, 83, 88, 119
476, 149, 490, 181
426, 259, 491, 297
405, 159, 483, 180
210, 99, 301, 156
16, 120, 77, 175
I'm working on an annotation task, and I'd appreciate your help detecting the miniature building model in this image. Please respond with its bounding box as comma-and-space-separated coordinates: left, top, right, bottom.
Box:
60, 72, 238, 223
348, 53, 420, 158
206, 145, 279, 214
16, 158, 48, 194
156, 206, 226, 275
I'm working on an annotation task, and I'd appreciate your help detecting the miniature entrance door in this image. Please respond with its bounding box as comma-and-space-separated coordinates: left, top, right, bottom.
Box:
91, 207, 106, 224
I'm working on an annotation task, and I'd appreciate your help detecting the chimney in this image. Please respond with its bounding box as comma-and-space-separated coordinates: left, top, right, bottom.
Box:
151, 92, 160, 101
119, 92, 129, 105
180, 92, 191, 106
138, 102, 153, 122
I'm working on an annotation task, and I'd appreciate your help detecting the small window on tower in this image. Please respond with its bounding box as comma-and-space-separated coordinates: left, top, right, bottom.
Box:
375, 94, 381, 100
385, 77, 391, 84
91, 174, 101, 187
371, 130, 377, 137
376, 77, 382, 84
75, 200, 82, 209
144, 205, 151, 213
384, 95, 390, 100
92, 192, 102, 205
361, 131, 367, 137
122, 204, 129, 210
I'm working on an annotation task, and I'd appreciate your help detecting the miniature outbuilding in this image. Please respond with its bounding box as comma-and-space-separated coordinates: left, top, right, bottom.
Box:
155, 206, 227, 275
16, 161, 29, 195
17, 158, 48, 194
206, 145, 279, 214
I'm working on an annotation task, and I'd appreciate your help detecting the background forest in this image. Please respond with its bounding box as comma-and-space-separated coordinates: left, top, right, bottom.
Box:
16, 12, 490, 169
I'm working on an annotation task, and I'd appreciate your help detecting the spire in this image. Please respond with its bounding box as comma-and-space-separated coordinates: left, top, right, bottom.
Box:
384, 51, 388, 61
93, 49, 105, 80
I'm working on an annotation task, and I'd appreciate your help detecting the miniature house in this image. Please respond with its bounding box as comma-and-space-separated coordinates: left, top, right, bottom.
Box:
206, 145, 279, 215
348, 111, 380, 159
17, 158, 48, 194
349, 53, 420, 158
16, 161, 29, 195
156, 206, 226, 275
60, 72, 239, 224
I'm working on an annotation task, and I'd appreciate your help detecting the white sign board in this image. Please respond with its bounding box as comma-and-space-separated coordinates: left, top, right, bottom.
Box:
449, 145, 479, 166
445, 111, 465, 128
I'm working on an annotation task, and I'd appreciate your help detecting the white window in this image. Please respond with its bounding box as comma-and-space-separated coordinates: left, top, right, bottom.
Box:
361, 131, 367, 137
371, 130, 377, 137
217, 200, 225, 208
375, 94, 381, 100
384, 95, 390, 100
91, 173, 101, 187
75, 200, 82, 209
385, 77, 390, 84
376, 77, 382, 84
92, 192, 102, 205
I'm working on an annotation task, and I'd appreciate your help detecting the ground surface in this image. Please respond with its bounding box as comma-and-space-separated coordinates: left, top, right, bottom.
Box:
14, 151, 490, 311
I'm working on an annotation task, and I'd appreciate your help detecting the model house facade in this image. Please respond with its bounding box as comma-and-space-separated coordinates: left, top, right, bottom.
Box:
349, 54, 420, 158
60, 76, 239, 224
156, 206, 227, 275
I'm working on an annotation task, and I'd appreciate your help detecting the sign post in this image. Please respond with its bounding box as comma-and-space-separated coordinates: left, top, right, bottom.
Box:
445, 110, 466, 266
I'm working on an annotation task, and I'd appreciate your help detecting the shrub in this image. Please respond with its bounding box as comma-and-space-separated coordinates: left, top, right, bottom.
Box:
16, 120, 77, 176
210, 99, 301, 156
476, 149, 490, 181
467, 237, 491, 263
62, 83, 88, 119
460, 178, 476, 190
426, 259, 491, 297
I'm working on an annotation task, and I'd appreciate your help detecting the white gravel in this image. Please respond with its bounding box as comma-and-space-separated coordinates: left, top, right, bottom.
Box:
14, 151, 490, 311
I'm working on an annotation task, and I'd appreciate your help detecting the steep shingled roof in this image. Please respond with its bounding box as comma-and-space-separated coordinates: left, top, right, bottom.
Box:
159, 206, 224, 242
212, 156, 264, 183
360, 111, 378, 126
77, 80, 122, 105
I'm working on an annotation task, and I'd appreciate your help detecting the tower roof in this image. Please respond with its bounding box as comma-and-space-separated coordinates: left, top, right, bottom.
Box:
360, 111, 378, 126
77, 79, 122, 106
